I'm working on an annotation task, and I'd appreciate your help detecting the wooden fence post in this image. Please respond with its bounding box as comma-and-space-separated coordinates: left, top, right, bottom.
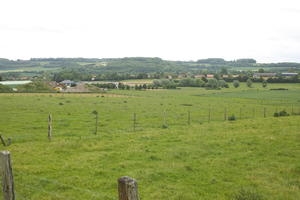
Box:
95, 112, 98, 135
0, 151, 15, 200
133, 113, 136, 131
163, 110, 167, 127
239, 108, 242, 119
0, 135, 6, 146
118, 176, 139, 200
48, 113, 52, 141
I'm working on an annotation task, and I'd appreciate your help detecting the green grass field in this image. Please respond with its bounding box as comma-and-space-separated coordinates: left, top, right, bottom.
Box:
0, 83, 299, 199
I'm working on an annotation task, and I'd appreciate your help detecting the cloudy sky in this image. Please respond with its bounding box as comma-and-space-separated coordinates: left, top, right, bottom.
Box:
0, 0, 300, 62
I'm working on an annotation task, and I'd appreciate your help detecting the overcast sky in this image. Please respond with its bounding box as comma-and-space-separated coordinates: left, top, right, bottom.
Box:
0, 0, 300, 63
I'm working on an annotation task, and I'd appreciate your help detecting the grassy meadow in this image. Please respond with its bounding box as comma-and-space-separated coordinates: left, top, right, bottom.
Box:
0, 83, 299, 199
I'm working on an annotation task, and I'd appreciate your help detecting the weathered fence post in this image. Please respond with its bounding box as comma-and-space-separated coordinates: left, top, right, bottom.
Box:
0, 151, 15, 200
187, 111, 191, 125
48, 113, 52, 141
95, 112, 98, 135
163, 110, 167, 127
0, 135, 6, 146
118, 176, 139, 200
133, 113, 136, 131
239, 108, 242, 119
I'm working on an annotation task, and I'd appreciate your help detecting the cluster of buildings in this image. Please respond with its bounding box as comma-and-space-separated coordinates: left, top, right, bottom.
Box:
48, 80, 77, 91
189, 72, 298, 79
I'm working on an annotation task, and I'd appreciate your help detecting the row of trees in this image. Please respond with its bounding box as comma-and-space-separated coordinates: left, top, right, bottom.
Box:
92, 78, 270, 91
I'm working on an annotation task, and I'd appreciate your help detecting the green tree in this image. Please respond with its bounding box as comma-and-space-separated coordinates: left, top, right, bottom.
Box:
233, 80, 240, 88
258, 68, 265, 73
262, 80, 268, 88
246, 79, 253, 88
220, 67, 228, 75
206, 78, 219, 89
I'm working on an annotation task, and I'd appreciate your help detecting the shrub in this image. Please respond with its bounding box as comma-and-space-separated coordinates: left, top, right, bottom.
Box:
246, 79, 253, 88
233, 80, 240, 88
262, 80, 267, 88
228, 115, 236, 121
206, 78, 219, 89
274, 110, 289, 117
162, 124, 168, 129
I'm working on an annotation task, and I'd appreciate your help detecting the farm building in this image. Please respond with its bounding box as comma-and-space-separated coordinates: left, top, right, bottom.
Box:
253, 73, 277, 78
206, 74, 214, 78
281, 73, 298, 77
194, 74, 206, 78
60, 80, 76, 87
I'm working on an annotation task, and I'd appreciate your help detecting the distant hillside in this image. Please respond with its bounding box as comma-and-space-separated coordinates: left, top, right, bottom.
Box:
1, 57, 300, 75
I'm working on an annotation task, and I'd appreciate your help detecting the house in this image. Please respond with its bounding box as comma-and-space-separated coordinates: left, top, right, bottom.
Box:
253, 73, 276, 78
194, 74, 205, 78
222, 75, 229, 78
60, 80, 76, 87
206, 74, 214, 78
281, 73, 298, 77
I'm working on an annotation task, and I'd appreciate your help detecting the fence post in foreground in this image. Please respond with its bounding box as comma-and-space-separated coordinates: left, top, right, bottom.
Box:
118, 176, 139, 200
133, 113, 136, 132
0, 151, 15, 200
48, 113, 52, 141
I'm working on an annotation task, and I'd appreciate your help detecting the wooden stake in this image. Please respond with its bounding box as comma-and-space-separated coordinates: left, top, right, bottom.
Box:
95, 113, 98, 135
240, 108, 242, 119
0, 135, 6, 146
163, 110, 167, 127
133, 113, 136, 131
0, 151, 15, 200
118, 176, 139, 200
48, 114, 52, 141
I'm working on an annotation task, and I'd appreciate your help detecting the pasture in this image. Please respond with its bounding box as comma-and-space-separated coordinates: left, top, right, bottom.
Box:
0, 83, 299, 199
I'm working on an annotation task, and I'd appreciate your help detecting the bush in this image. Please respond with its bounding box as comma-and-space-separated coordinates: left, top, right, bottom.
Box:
274, 110, 289, 117
162, 124, 168, 129
233, 80, 240, 88
228, 115, 236, 121
246, 79, 253, 88
262, 80, 267, 88
206, 78, 219, 89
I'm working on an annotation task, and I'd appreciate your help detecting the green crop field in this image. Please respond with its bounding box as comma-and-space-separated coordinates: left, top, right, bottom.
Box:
0, 83, 299, 200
